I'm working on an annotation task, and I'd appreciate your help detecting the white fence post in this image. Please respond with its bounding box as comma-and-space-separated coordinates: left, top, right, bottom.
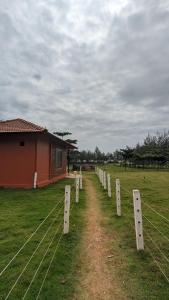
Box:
101, 170, 104, 187
99, 169, 102, 183
80, 166, 82, 175
64, 185, 71, 234
80, 175, 83, 190
33, 172, 37, 189
116, 178, 121, 216
133, 190, 144, 251
103, 171, 107, 190
75, 176, 79, 203
107, 174, 111, 197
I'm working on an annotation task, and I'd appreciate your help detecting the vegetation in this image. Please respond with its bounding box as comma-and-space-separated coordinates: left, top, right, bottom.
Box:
0, 179, 86, 299
70, 132, 169, 169
93, 165, 169, 299
53, 131, 72, 139
70, 146, 113, 163
117, 132, 169, 168
1, 165, 169, 299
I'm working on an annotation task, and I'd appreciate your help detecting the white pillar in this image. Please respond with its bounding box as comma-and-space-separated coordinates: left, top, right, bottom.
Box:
107, 174, 111, 197
116, 178, 121, 216
33, 172, 37, 189
101, 170, 104, 187
80, 175, 83, 190
64, 185, 71, 234
103, 171, 107, 190
133, 190, 144, 250
75, 176, 79, 203
99, 169, 102, 183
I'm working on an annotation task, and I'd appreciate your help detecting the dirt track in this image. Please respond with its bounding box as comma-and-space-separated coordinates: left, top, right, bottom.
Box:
74, 176, 127, 300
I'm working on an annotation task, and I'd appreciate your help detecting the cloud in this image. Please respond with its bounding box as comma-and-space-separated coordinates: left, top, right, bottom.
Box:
0, 0, 169, 151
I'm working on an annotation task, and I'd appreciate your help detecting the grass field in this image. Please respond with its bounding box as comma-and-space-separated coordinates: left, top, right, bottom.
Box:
1, 167, 169, 300
0, 178, 86, 299
94, 165, 169, 299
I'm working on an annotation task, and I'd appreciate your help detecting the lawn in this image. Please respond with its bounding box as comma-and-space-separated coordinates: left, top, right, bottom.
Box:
94, 165, 169, 299
0, 178, 86, 299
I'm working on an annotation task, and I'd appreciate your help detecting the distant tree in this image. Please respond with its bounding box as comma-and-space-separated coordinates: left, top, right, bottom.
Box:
65, 139, 77, 144
53, 131, 72, 139
120, 146, 134, 169
113, 150, 123, 162
94, 146, 105, 161
115, 131, 169, 169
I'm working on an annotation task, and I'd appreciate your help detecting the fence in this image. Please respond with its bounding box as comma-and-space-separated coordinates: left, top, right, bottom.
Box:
0, 174, 83, 299
95, 166, 169, 283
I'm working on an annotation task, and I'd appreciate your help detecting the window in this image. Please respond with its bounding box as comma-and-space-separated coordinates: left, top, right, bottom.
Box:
20, 141, 25, 146
55, 149, 62, 168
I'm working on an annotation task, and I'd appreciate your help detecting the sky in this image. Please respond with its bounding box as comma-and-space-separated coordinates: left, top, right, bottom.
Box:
0, 0, 169, 152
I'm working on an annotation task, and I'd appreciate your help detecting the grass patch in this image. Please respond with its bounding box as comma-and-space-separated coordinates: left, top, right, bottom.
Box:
90, 165, 169, 299
0, 179, 86, 299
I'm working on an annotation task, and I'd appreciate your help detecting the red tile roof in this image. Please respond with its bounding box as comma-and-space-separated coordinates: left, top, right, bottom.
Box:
0, 118, 46, 133
0, 118, 77, 149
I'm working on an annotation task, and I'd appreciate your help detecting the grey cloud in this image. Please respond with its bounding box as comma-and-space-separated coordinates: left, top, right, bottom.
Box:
0, 0, 169, 151
33, 74, 42, 81
0, 12, 18, 41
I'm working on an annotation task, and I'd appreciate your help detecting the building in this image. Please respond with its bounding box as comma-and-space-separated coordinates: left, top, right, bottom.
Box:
0, 118, 75, 188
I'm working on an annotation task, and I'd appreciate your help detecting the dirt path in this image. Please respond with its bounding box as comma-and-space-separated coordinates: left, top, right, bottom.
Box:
74, 176, 127, 300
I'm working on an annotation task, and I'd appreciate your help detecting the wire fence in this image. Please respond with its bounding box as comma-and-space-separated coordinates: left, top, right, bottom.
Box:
95, 166, 169, 284
5, 205, 64, 300
0, 177, 83, 299
0, 199, 63, 277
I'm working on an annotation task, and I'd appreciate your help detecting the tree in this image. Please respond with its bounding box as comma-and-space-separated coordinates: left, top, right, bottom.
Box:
120, 146, 134, 169
53, 131, 72, 139
65, 139, 77, 144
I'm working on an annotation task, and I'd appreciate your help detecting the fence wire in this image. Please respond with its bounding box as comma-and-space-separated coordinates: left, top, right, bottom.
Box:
95, 168, 169, 284
0, 198, 63, 277
4, 204, 64, 300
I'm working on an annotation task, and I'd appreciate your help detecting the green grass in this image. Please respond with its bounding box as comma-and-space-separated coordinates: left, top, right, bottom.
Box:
92, 165, 169, 299
0, 179, 86, 299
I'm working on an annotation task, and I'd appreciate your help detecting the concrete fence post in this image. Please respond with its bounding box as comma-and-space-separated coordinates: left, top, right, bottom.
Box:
33, 172, 37, 189
75, 176, 79, 203
116, 178, 121, 216
101, 170, 104, 187
107, 174, 111, 197
99, 169, 102, 183
64, 185, 71, 234
133, 189, 144, 250
103, 171, 107, 190
80, 175, 83, 190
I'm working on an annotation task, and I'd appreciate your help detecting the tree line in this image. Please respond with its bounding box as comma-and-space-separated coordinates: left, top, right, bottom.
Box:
70, 146, 113, 163
118, 131, 169, 168
70, 131, 169, 168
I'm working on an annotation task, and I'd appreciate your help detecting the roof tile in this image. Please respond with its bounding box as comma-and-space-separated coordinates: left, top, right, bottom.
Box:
0, 118, 46, 133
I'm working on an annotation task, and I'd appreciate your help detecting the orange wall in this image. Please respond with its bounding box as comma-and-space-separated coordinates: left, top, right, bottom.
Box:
36, 135, 50, 186
50, 144, 67, 178
36, 136, 68, 187
0, 134, 36, 188
0, 133, 68, 188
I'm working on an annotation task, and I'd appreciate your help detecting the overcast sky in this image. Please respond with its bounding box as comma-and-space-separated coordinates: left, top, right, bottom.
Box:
0, 0, 169, 152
